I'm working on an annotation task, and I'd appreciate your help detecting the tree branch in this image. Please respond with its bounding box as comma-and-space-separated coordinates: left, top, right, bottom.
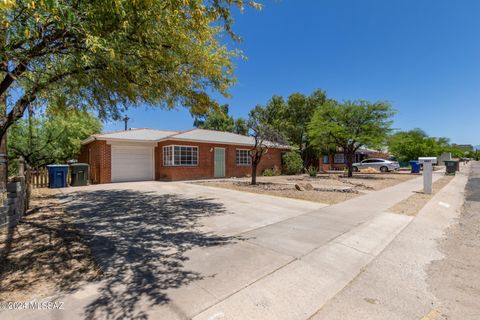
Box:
0, 64, 102, 137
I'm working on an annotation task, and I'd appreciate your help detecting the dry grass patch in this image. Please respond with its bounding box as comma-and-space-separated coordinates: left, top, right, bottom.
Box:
0, 188, 102, 301
196, 181, 360, 205
389, 175, 454, 216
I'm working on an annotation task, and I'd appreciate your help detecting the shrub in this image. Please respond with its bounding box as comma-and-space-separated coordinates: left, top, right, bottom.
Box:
306, 166, 318, 177
282, 151, 303, 175
262, 166, 281, 176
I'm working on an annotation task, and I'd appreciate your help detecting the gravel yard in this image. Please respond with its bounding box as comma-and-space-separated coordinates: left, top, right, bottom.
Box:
196, 180, 360, 204
194, 173, 417, 204
336, 173, 417, 190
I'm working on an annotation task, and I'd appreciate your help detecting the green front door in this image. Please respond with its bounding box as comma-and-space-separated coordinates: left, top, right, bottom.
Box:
214, 148, 226, 178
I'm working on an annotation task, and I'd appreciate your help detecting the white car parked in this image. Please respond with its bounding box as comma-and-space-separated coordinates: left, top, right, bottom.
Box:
352, 158, 400, 173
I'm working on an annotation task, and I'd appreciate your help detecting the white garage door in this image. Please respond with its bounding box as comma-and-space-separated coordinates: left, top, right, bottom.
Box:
111, 145, 154, 182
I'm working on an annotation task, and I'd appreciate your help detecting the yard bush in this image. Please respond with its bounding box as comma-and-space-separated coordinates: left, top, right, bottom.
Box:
306, 166, 318, 177
282, 151, 303, 175
262, 166, 281, 176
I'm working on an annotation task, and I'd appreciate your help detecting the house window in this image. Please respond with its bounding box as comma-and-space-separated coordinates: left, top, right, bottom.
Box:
322, 155, 329, 164
334, 153, 345, 164
163, 145, 198, 166
236, 149, 251, 165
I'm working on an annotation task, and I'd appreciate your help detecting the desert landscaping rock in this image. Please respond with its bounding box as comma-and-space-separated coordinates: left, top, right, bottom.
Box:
303, 183, 314, 191
295, 183, 304, 191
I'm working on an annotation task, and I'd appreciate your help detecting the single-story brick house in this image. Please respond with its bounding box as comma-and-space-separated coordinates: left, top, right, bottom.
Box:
78, 128, 289, 183
318, 148, 389, 172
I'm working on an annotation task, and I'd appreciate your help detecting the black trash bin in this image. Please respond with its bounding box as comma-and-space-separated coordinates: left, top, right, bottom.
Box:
47, 165, 69, 188
70, 163, 89, 186
444, 160, 459, 175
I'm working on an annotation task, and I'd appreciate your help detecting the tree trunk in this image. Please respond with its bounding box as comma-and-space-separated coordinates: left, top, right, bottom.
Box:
0, 94, 7, 190
0, 29, 7, 190
345, 151, 354, 177
251, 162, 258, 185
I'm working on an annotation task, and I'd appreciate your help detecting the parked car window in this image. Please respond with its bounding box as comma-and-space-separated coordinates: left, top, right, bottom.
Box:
163, 145, 198, 166
236, 149, 251, 165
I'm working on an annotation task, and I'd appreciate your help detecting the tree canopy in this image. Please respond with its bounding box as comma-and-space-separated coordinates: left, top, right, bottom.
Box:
193, 104, 248, 135
233, 117, 248, 135
247, 104, 285, 184
8, 107, 102, 169
0, 0, 261, 138
283, 89, 327, 151
308, 100, 394, 177
259, 89, 328, 165
387, 129, 465, 162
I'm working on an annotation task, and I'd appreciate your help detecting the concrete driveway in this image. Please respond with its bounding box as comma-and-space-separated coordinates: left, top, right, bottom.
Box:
5, 175, 438, 320
59, 181, 325, 320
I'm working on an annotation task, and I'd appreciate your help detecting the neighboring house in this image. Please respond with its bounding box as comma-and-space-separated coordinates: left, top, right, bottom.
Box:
437, 152, 452, 165
78, 128, 289, 183
318, 148, 389, 172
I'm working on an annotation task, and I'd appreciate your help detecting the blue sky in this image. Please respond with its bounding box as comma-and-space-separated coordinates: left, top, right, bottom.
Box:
104, 0, 480, 145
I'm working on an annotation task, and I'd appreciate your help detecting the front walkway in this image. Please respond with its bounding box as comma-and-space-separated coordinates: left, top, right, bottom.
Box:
2, 173, 444, 320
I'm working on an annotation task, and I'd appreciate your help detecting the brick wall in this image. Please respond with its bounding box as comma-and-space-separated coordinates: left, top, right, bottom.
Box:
79, 139, 286, 183
156, 140, 286, 181
78, 140, 111, 184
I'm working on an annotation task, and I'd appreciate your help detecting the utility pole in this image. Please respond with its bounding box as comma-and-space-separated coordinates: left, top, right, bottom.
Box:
123, 115, 130, 131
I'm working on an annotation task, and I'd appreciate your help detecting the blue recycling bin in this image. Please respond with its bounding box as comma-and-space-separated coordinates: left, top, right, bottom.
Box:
409, 160, 421, 174
47, 165, 69, 188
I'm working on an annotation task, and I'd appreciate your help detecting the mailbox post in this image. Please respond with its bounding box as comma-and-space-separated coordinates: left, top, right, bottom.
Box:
418, 157, 437, 194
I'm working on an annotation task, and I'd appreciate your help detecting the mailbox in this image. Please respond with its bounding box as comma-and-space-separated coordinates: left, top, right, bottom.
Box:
418, 157, 437, 194
418, 157, 437, 164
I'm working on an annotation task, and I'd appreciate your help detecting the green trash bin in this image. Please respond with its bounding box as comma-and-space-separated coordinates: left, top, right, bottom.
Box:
444, 160, 459, 175
70, 163, 89, 186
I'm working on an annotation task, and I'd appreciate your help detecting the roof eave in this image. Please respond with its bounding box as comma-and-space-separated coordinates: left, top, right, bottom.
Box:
81, 136, 96, 145
159, 137, 291, 149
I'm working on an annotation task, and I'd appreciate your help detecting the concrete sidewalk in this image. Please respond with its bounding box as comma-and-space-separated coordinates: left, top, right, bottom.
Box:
310, 167, 469, 320
1, 173, 445, 320
191, 174, 444, 320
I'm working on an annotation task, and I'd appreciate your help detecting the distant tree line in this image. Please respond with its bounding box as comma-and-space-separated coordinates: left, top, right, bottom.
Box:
195, 89, 473, 179
387, 128, 476, 162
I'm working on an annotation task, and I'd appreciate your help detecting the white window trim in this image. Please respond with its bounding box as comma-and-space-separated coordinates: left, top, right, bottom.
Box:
163, 145, 199, 167
236, 148, 252, 166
